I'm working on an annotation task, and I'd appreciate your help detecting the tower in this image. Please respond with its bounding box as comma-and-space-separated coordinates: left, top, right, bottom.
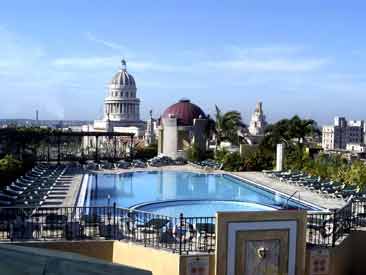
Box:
249, 102, 267, 136
145, 110, 156, 145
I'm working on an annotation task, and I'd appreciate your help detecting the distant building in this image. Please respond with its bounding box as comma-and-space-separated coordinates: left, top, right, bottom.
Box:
144, 110, 157, 146
322, 117, 365, 151
240, 101, 268, 145
346, 143, 366, 153
157, 99, 208, 159
82, 60, 146, 151
248, 102, 267, 136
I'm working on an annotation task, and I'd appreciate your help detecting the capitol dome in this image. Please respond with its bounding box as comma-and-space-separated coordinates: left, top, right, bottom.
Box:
104, 59, 140, 122
110, 59, 136, 86
162, 99, 206, 126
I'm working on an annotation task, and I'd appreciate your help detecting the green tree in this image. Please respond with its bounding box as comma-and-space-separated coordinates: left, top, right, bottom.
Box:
135, 143, 158, 160
214, 105, 245, 146
0, 154, 24, 189
222, 152, 243, 172
186, 143, 206, 161
263, 115, 319, 149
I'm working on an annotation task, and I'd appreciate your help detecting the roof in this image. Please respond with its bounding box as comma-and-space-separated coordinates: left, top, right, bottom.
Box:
110, 60, 136, 86
161, 99, 205, 126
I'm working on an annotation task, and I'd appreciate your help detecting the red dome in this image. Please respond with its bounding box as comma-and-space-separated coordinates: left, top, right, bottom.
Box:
162, 99, 206, 126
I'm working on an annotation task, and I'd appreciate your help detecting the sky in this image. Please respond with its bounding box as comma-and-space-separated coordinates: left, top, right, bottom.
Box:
1, 1, 366, 125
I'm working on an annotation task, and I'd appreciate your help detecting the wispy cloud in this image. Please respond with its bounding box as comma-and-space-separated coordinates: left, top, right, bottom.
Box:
85, 32, 130, 53
53, 56, 117, 68
230, 45, 305, 57
52, 56, 193, 73
52, 51, 328, 74
205, 57, 328, 73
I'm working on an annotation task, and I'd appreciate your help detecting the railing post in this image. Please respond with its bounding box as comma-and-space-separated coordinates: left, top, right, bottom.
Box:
332, 209, 337, 247
113, 202, 116, 236
179, 213, 183, 255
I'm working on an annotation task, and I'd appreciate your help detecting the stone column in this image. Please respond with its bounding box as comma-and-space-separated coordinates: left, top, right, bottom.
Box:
276, 143, 285, 171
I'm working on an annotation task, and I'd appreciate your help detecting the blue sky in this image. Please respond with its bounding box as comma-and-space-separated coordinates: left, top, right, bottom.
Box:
1, 1, 366, 125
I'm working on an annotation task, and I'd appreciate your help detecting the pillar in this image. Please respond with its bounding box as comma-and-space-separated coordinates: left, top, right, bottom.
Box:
276, 143, 285, 171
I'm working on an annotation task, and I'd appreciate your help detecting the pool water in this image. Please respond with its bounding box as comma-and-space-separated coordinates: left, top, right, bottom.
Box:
85, 171, 319, 217
132, 200, 277, 217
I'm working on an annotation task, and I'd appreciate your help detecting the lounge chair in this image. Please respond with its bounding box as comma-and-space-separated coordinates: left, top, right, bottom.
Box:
64, 222, 84, 240
136, 218, 170, 234
43, 214, 68, 231
99, 224, 124, 240
9, 219, 35, 241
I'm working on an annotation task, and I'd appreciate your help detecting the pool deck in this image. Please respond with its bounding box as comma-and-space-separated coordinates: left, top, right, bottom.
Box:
42, 168, 84, 207
231, 171, 346, 210
68, 164, 346, 210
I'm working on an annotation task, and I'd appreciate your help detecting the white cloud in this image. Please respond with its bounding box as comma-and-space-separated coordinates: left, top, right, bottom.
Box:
230, 45, 305, 57
53, 56, 118, 68
85, 32, 132, 54
205, 57, 328, 73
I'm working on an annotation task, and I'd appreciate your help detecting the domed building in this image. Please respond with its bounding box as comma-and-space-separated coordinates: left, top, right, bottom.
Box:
103, 60, 140, 123
82, 60, 145, 153
92, 59, 145, 131
157, 99, 209, 159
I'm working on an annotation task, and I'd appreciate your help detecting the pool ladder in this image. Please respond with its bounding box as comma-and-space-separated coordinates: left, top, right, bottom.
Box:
284, 190, 301, 209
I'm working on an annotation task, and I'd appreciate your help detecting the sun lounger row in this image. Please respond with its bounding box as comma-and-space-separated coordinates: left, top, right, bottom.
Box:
0, 164, 70, 207
148, 156, 186, 167
264, 170, 363, 200
189, 160, 222, 170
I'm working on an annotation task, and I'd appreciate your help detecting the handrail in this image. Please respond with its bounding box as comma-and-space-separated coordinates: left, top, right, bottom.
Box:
284, 190, 300, 209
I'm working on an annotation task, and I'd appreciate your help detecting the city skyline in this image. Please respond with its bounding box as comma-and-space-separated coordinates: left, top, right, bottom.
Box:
1, 1, 366, 125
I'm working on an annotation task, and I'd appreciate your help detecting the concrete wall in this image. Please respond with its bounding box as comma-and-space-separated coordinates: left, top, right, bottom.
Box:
162, 117, 178, 159
18, 241, 181, 275
113, 241, 180, 275
346, 230, 366, 275
179, 255, 215, 275
305, 230, 366, 275
17, 240, 115, 262
15, 230, 366, 275
1, 244, 151, 275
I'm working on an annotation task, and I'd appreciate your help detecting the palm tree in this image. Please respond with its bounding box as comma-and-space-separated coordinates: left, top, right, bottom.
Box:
264, 115, 319, 148
288, 115, 319, 144
214, 105, 245, 146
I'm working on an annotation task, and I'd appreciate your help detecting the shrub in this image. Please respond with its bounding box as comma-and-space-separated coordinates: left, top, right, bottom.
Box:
221, 152, 242, 171
186, 143, 206, 162
0, 154, 24, 190
134, 143, 158, 160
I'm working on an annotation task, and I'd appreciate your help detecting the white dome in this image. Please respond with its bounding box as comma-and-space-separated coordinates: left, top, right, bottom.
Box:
110, 59, 136, 86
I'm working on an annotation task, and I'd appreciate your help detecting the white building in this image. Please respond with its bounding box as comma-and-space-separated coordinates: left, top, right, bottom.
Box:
322, 117, 365, 150
346, 143, 366, 153
248, 102, 267, 136
144, 110, 157, 146
82, 60, 145, 151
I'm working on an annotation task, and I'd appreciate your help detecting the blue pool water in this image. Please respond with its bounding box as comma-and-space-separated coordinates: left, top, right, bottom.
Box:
85, 171, 319, 217
132, 200, 277, 217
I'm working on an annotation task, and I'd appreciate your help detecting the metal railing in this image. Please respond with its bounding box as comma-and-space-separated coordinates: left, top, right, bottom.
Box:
1, 198, 366, 254
0, 205, 215, 255
306, 198, 366, 247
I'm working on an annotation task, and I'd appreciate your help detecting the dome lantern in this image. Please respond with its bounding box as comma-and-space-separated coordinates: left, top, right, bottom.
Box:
121, 59, 127, 71
110, 59, 135, 86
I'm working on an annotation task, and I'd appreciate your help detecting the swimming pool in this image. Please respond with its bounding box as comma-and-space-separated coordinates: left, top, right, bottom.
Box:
84, 171, 321, 217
